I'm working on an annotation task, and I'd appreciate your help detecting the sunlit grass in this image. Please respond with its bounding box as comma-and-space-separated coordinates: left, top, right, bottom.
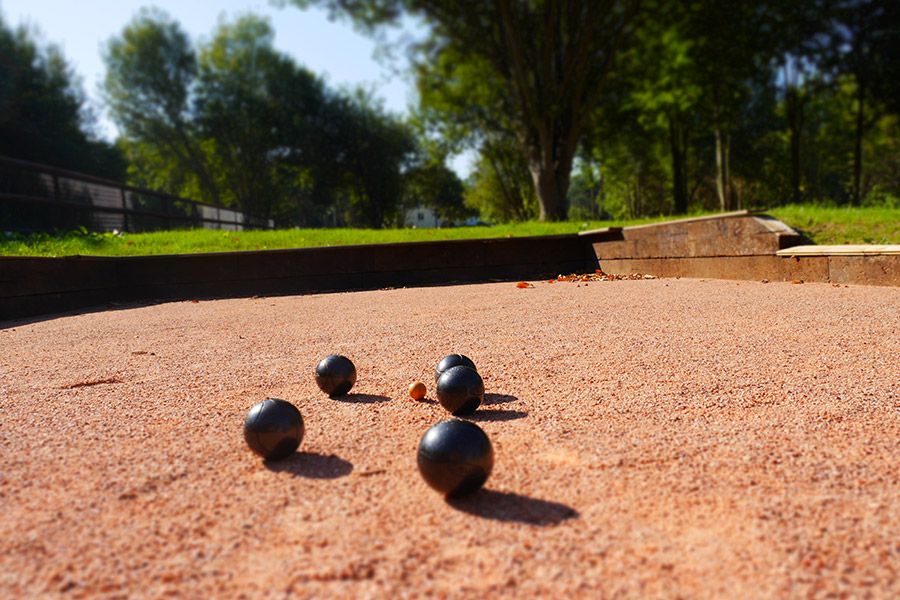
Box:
1, 205, 895, 257
0, 214, 688, 257
767, 205, 899, 246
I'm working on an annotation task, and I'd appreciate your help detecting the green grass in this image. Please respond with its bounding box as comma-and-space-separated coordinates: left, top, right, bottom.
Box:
1, 205, 896, 257
767, 205, 899, 246
0, 214, 685, 257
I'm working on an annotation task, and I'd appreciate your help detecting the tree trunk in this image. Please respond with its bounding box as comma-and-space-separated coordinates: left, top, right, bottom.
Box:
669, 114, 689, 214
785, 86, 803, 205
724, 133, 731, 210
714, 126, 730, 211
852, 78, 864, 206
528, 138, 574, 221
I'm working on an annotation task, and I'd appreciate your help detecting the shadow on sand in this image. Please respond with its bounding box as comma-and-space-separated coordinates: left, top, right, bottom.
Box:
333, 393, 391, 404
483, 393, 519, 405
447, 489, 579, 526
265, 451, 353, 479
468, 409, 528, 422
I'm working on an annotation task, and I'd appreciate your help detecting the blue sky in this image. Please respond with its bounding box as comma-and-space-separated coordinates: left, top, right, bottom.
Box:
0, 0, 415, 136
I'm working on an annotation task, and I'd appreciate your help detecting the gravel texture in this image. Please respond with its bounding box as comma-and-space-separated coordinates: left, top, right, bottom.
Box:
0, 278, 898, 598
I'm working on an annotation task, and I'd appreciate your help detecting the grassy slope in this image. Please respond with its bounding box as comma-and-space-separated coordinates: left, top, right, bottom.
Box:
0, 214, 679, 257
767, 205, 899, 245
1, 205, 896, 257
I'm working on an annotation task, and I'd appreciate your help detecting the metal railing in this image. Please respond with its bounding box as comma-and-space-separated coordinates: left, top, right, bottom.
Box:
0, 155, 274, 233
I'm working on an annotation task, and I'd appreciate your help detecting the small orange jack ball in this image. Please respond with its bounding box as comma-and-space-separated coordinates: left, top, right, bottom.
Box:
408, 381, 427, 401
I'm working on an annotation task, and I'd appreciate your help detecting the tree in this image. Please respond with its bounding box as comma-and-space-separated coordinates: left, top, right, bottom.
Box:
465, 137, 538, 222
196, 14, 329, 221
331, 90, 418, 227
0, 15, 124, 178
685, 2, 778, 211
823, 0, 900, 204
289, 0, 642, 221
104, 8, 221, 204
401, 161, 470, 224
768, 0, 833, 205
104, 10, 419, 227
623, 18, 702, 214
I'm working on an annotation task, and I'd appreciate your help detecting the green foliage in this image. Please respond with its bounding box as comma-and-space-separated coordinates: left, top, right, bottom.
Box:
401, 161, 471, 223
102, 10, 421, 228
103, 8, 220, 204
196, 14, 320, 222
292, 0, 642, 221
8, 1, 897, 234
465, 141, 537, 223
573, 0, 899, 219
0, 15, 124, 178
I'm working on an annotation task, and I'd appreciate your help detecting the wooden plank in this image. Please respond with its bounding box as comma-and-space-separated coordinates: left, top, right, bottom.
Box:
777, 245, 900, 256
0, 256, 118, 298
827, 255, 900, 286
600, 255, 831, 283
593, 214, 806, 259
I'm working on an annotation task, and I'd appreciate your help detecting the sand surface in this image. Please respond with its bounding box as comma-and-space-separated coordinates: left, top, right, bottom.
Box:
1, 278, 898, 598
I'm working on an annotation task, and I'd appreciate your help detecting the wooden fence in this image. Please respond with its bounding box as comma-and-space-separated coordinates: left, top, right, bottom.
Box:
0, 155, 273, 233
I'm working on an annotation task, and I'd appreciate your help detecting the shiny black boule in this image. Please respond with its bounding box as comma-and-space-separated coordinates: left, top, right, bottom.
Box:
434, 353, 477, 383
417, 419, 494, 497
436, 365, 484, 415
315, 355, 357, 397
243, 398, 304, 461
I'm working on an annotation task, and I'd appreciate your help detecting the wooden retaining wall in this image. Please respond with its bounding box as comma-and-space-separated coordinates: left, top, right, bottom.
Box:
593, 212, 899, 287
3, 212, 895, 323
1, 230, 619, 321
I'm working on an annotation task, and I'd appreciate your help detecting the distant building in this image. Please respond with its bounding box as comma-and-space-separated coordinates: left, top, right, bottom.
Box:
404, 205, 442, 228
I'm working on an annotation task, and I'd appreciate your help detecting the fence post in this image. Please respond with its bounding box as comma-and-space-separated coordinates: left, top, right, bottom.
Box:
120, 188, 130, 232
52, 173, 62, 230
163, 196, 171, 230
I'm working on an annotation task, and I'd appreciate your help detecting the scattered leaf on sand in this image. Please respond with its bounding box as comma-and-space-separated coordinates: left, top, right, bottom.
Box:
545, 269, 657, 283
62, 376, 124, 389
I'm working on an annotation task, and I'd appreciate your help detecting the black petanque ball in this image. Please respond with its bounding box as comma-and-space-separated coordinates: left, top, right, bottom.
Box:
243, 398, 304, 461
436, 365, 484, 415
434, 353, 477, 383
417, 419, 494, 497
315, 354, 357, 397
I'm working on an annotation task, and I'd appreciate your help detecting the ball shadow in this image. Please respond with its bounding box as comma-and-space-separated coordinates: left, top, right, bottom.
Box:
468, 409, 528, 422
483, 393, 518, 405
265, 451, 353, 479
333, 393, 391, 404
447, 489, 579, 526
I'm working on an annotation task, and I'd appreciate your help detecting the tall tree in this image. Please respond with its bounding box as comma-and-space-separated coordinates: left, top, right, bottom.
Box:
289, 0, 642, 221
0, 15, 124, 177
624, 19, 702, 214
465, 137, 538, 222
769, 0, 832, 205
400, 161, 470, 224
824, 0, 900, 204
326, 90, 417, 227
686, 2, 776, 211
104, 8, 221, 204
196, 14, 328, 221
